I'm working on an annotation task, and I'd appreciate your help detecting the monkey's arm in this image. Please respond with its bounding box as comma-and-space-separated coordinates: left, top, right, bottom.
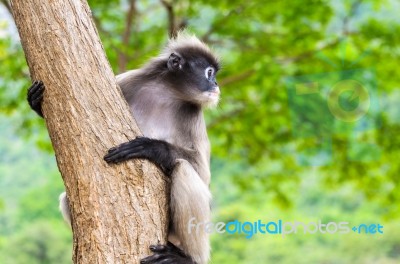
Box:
105, 139, 208, 264
104, 137, 196, 176
27, 81, 45, 117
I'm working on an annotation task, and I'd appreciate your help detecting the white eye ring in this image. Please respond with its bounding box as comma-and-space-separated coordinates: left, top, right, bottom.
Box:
205, 67, 214, 79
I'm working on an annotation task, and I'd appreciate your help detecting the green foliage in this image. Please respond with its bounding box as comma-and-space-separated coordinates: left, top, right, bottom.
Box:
211, 167, 400, 263
16, 173, 66, 226
1, 0, 400, 263
0, 115, 71, 262
0, 221, 72, 264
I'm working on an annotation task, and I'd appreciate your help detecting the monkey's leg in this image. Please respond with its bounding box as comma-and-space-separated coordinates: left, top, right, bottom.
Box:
27, 81, 45, 117
58, 192, 72, 226
142, 159, 211, 264
105, 142, 211, 263
104, 137, 193, 176
140, 242, 195, 264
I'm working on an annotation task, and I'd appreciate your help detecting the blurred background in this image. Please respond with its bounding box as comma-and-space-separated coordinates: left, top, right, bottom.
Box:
1, 0, 400, 263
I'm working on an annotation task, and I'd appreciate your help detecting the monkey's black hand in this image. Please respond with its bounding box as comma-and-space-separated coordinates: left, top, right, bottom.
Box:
104, 137, 175, 176
27, 81, 45, 118
140, 242, 196, 264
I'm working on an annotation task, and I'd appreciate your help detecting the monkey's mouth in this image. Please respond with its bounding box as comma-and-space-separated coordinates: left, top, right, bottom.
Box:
208, 86, 220, 97
201, 88, 220, 107
209, 91, 220, 97
206, 90, 220, 100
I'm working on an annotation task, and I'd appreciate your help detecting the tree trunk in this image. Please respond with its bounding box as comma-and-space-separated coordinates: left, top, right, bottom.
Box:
10, 0, 169, 263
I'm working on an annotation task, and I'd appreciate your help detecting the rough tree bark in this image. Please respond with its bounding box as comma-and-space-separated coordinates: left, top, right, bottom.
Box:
10, 0, 168, 263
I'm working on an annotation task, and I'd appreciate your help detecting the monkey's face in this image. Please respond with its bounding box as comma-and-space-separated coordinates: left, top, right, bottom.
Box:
166, 52, 220, 107
190, 62, 220, 107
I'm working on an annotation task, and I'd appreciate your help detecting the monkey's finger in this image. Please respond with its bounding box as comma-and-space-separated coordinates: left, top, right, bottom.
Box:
149, 245, 168, 253
141, 253, 184, 264
104, 148, 147, 163
140, 253, 165, 264
107, 138, 149, 153
126, 136, 152, 146
28, 86, 45, 108
114, 141, 135, 149
109, 143, 146, 153
157, 259, 179, 264
104, 153, 126, 163
30, 95, 44, 107
106, 142, 147, 155
28, 81, 45, 98
167, 244, 188, 258
27, 80, 41, 94
107, 146, 118, 152
149, 243, 189, 259
28, 90, 44, 106
30, 88, 44, 101
105, 144, 146, 159
105, 151, 146, 163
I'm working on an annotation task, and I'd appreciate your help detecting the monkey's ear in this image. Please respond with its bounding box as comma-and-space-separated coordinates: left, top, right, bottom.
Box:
167, 53, 184, 71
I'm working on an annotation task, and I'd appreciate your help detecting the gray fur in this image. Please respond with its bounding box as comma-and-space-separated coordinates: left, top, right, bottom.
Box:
170, 159, 211, 264
60, 32, 219, 264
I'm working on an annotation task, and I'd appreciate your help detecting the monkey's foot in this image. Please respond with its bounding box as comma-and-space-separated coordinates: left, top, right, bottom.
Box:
140, 242, 195, 264
104, 137, 174, 175
27, 80, 45, 117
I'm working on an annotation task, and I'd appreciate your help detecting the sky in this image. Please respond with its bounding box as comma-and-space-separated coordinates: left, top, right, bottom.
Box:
0, 5, 18, 40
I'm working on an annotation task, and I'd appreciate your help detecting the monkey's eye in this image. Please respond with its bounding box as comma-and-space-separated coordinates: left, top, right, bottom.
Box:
205, 67, 214, 79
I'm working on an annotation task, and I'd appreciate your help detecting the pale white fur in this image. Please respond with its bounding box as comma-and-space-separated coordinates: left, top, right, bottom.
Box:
170, 159, 211, 264
59, 192, 71, 227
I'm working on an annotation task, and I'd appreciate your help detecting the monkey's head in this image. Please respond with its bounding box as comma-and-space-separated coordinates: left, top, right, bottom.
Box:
162, 33, 221, 108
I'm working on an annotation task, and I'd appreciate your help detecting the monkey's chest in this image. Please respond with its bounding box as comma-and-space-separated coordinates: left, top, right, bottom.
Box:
134, 110, 181, 145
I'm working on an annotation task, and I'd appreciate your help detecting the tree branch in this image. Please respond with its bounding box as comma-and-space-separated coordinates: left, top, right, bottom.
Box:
274, 38, 342, 64
219, 69, 255, 86
92, 13, 132, 71
118, 0, 137, 72
160, 0, 176, 38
